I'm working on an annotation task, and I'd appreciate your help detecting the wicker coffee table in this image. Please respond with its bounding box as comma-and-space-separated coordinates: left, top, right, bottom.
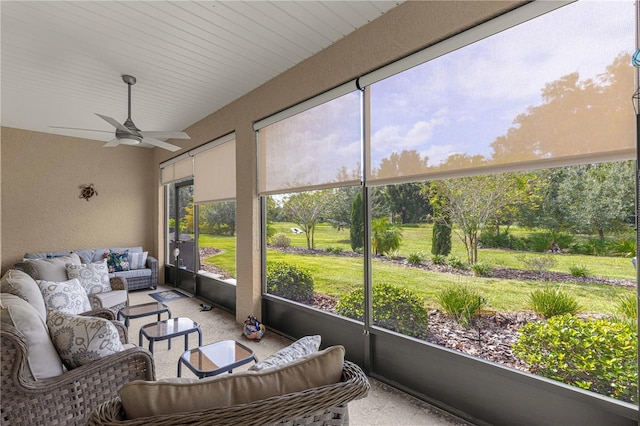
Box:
178, 340, 256, 378
139, 317, 202, 354
118, 302, 171, 327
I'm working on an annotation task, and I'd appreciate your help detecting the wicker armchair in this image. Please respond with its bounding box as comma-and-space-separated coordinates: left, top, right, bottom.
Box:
88, 361, 369, 426
1, 320, 155, 426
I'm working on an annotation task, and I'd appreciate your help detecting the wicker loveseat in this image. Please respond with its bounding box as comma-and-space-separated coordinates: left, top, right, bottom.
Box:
1, 315, 155, 426
88, 360, 369, 426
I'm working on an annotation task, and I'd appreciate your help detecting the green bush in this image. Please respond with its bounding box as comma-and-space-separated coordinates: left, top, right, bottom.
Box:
436, 285, 486, 327
529, 286, 579, 318
471, 263, 493, 277
607, 237, 636, 258
479, 229, 525, 250
515, 254, 558, 280
513, 314, 637, 403
266, 262, 314, 302
568, 264, 589, 277
616, 293, 637, 319
326, 246, 343, 254
431, 254, 447, 265
336, 283, 429, 339
271, 232, 291, 248
569, 238, 608, 256
384, 249, 402, 260
406, 251, 425, 266
431, 218, 451, 256
371, 217, 402, 255
448, 256, 467, 270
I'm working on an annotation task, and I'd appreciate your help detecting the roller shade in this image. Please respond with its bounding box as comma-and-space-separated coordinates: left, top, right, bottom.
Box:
160, 156, 193, 184
193, 138, 236, 203
258, 90, 363, 195
365, 0, 635, 185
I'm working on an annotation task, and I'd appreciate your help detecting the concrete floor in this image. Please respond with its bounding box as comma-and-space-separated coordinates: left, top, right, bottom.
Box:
127, 285, 472, 426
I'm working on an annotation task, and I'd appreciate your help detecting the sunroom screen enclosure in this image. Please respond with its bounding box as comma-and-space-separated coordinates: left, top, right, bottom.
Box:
256, 1, 638, 424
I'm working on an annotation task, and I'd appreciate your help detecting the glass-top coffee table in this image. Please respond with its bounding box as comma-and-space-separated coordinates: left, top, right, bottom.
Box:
178, 340, 256, 378
139, 317, 202, 354
118, 301, 171, 328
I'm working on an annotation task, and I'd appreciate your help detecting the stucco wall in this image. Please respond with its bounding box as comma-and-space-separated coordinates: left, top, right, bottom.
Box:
1, 127, 154, 272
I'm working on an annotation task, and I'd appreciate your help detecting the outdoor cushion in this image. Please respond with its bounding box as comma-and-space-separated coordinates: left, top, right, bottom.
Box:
128, 251, 149, 270
91, 290, 127, 309
23, 253, 82, 282
105, 250, 129, 273
249, 335, 321, 371
119, 345, 345, 419
0, 269, 47, 321
0, 293, 64, 380
47, 309, 124, 370
66, 261, 111, 294
112, 268, 151, 279
37, 278, 92, 314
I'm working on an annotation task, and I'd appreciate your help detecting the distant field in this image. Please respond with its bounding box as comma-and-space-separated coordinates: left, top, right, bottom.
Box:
200, 222, 636, 315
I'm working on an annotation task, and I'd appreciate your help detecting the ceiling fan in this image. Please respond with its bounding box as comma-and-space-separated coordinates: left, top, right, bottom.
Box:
53, 75, 189, 152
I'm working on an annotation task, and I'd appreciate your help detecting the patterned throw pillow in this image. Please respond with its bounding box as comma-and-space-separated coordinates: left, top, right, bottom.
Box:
249, 335, 321, 371
47, 309, 124, 370
37, 278, 92, 314
128, 251, 148, 270
105, 250, 130, 273
66, 261, 111, 295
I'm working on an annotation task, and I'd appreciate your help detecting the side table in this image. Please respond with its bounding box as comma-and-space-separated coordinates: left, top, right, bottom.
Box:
139, 317, 202, 354
178, 340, 256, 378
118, 302, 171, 328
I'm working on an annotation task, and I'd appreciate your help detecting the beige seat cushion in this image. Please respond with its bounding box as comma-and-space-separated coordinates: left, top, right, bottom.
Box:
90, 289, 127, 309
23, 253, 82, 282
0, 269, 47, 321
0, 293, 64, 380
120, 345, 345, 419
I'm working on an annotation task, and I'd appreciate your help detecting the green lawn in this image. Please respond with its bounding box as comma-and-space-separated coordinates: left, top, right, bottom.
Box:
199, 222, 637, 315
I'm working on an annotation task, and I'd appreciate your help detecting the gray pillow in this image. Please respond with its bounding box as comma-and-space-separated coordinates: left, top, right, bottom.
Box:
249, 335, 321, 371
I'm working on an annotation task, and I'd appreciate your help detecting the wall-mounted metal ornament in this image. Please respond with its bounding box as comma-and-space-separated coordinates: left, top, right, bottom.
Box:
79, 183, 98, 201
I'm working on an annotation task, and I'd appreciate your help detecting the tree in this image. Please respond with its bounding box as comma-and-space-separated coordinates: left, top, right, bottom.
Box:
350, 190, 364, 251
199, 202, 236, 236
431, 173, 526, 264
554, 161, 634, 239
283, 190, 333, 249
326, 186, 359, 231
381, 183, 430, 224
429, 190, 451, 256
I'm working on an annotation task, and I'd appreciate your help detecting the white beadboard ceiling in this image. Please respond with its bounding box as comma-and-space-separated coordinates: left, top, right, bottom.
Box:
1, 1, 401, 148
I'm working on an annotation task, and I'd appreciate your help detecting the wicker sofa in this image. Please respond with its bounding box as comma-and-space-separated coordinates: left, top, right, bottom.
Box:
88, 360, 369, 426
22, 246, 158, 291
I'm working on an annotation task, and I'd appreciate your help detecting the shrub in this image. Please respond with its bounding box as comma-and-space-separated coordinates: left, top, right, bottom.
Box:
436, 285, 486, 327
271, 232, 291, 248
568, 264, 589, 277
479, 229, 525, 250
471, 263, 492, 277
448, 256, 467, 270
569, 238, 608, 256
616, 293, 637, 319
431, 219, 451, 256
406, 251, 425, 266
513, 314, 637, 403
266, 262, 314, 302
524, 232, 574, 253
529, 286, 579, 318
371, 217, 402, 255
326, 246, 343, 254
431, 254, 447, 265
384, 249, 402, 260
607, 237, 636, 258
336, 283, 429, 339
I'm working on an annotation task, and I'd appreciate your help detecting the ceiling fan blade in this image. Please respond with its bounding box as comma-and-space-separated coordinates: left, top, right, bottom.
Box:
95, 113, 131, 133
143, 137, 181, 152
49, 125, 113, 133
140, 131, 190, 140
103, 138, 121, 147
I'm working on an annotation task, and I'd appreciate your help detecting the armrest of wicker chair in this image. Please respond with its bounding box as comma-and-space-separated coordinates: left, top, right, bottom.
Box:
110, 276, 129, 292
1, 323, 155, 426
87, 361, 370, 426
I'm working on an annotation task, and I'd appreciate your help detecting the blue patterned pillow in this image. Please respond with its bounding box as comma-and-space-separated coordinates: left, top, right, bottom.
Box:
105, 250, 129, 273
